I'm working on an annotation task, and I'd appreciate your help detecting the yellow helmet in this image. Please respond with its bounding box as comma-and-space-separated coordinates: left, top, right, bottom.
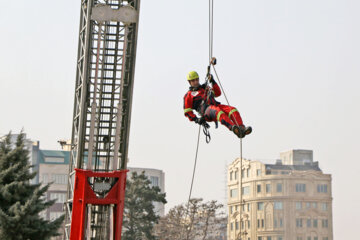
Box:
187, 71, 199, 81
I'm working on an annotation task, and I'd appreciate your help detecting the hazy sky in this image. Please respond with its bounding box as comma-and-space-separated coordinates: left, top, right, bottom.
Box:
1, 0, 359, 238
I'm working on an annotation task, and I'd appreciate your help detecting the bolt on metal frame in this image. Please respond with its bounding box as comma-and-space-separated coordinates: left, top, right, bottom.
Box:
64, 0, 140, 239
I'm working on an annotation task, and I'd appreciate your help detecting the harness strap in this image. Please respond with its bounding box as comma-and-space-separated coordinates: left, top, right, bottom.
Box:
217, 111, 224, 121
228, 108, 238, 118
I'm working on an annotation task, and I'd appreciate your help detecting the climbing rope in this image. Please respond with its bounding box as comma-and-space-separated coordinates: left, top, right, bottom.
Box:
183, 1, 214, 238
211, 58, 245, 240
184, 0, 244, 238
187, 125, 201, 205
212, 57, 244, 239
209, 0, 214, 61
183, 125, 201, 240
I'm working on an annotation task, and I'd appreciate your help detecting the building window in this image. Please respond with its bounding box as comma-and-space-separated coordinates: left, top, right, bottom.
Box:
296, 218, 303, 228
42, 174, 48, 184
274, 219, 277, 228
276, 183, 282, 192
241, 220, 244, 229
257, 184, 262, 193
274, 201, 283, 210
257, 202, 264, 210
230, 206, 233, 214
296, 202, 302, 210
257, 169, 261, 176
307, 237, 311, 240
44, 157, 64, 163
267, 237, 271, 240
313, 219, 318, 228
322, 219, 328, 228
306, 202, 311, 209
230, 171, 233, 180
258, 237, 262, 240
321, 203, 328, 211
312, 202, 318, 209
266, 184, 271, 193
236, 220, 239, 230
50, 193, 67, 203
230, 189, 238, 198
247, 203, 251, 211
51, 174, 67, 185
235, 171, 239, 180
317, 184, 328, 193
307, 219, 311, 228
279, 218, 283, 227
323, 237, 328, 240
150, 176, 159, 187
242, 186, 250, 195
297, 237, 303, 240
241, 169, 244, 179
248, 220, 251, 228
278, 237, 283, 240
262, 219, 264, 228
314, 237, 318, 240
296, 183, 306, 192
231, 222, 233, 231
247, 168, 250, 177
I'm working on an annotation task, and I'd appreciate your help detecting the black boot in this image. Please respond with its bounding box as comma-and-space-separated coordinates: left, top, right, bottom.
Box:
232, 125, 244, 138
241, 125, 252, 136
232, 125, 252, 139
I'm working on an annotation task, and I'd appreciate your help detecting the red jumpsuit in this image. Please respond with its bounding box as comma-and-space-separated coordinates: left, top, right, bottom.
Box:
183, 81, 243, 130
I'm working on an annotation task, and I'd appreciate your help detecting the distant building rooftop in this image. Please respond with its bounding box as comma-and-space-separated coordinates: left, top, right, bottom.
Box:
38, 150, 70, 165
265, 163, 322, 172
280, 149, 314, 166
264, 149, 321, 174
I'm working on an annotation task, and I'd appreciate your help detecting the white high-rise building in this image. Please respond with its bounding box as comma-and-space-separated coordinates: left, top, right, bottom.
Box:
128, 167, 166, 217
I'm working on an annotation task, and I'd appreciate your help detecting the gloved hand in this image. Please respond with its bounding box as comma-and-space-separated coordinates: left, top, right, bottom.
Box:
200, 83, 207, 89
195, 117, 206, 125
208, 74, 216, 84
195, 117, 210, 128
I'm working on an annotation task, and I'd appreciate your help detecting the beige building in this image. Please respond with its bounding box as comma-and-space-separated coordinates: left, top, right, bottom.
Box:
227, 150, 333, 240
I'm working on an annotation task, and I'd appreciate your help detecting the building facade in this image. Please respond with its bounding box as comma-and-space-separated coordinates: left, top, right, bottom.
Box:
227, 150, 333, 240
128, 167, 166, 217
38, 150, 69, 221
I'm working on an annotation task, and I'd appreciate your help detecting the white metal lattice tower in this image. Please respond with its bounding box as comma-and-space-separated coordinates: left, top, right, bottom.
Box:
63, 0, 140, 239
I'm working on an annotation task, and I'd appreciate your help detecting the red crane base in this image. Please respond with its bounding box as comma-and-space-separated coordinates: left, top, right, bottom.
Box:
70, 168, 128, 240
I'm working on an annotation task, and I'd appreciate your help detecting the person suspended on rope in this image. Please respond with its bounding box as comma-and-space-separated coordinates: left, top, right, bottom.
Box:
183, 71, 252, 138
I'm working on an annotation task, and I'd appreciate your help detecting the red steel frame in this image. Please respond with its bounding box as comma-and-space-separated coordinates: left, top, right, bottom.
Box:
70, 169, 128, 240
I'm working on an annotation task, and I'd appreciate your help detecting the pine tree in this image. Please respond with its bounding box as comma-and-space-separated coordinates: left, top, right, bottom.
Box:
0, 133, 64, 240
123, 171, 167, 240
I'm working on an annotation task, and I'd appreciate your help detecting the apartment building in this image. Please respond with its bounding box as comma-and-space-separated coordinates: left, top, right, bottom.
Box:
128, 167, 166, 217
38, 149, 69, 221
227, 150, 333, 240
